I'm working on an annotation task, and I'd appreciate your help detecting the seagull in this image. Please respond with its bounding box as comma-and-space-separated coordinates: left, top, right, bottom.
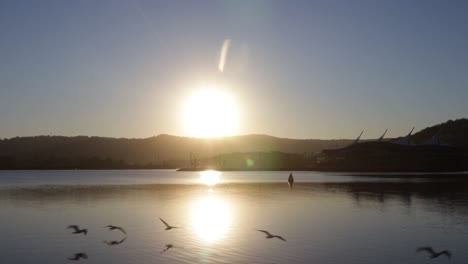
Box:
417, 247, 451, 259
159, 218, 179, 230
160, 244, 174, 254
67, 225, 87, 236
103, 236, 127, 246
68, 253, 88, 261
104, 225, 126, 235
288, 173, 294, 190
257, 229, 287, 242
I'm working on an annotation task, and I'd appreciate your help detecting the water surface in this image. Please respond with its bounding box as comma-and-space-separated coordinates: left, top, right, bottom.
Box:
1, 170, 467, 263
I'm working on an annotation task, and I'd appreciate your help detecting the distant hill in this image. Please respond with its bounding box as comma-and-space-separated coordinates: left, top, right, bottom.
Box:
0, 118, 467, 169
0, 134, 351, 169
411, 118, 468, 146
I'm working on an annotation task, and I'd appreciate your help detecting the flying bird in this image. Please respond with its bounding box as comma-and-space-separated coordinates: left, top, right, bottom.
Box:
104, 225, 126, 235
68, 253, 88, 261
417, 247, 451, 259
103, 236, 127, 246
159, 218, 179, 230
257, 229, 287, 242
67, 225, 87, 236
160, 244, 174, 254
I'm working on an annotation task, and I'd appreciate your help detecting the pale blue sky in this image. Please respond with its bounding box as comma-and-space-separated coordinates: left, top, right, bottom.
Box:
1, 0, 467, 139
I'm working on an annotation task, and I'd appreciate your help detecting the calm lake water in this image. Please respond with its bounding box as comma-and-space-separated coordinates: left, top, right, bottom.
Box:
1, 170, 468, 263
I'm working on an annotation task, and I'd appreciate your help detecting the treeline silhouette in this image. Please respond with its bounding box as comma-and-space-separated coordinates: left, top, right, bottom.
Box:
0, 155, 174, 170
0, 135, 350, 170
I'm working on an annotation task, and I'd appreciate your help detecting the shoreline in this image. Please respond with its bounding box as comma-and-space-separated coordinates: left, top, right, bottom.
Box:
1, 167, 468, 174
176, 167, 468, 173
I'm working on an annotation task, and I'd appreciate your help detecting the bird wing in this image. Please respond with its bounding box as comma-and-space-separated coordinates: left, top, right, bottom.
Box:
118, 237, 127, 244
441, 250, 451, 258
274, 235, 287, 242
256, 229, 272, 236
81, 253, 88, 259
417, 247, 436, 254
160, 246, 171, 254
116, 226, 127, 234
159, 218, 170, 227
67, 225, 79, 232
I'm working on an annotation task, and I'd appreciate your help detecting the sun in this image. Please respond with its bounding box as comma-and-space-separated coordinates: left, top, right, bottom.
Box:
182, 87, 239, 138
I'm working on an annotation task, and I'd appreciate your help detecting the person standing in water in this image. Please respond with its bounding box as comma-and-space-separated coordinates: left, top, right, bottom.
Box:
288, 172, 294, 190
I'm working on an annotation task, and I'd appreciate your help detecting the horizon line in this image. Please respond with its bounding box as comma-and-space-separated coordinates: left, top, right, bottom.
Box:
0, 132, 414, 142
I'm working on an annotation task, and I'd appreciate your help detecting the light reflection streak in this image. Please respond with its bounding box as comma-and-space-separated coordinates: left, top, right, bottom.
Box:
190, 194, 233, 243
199, 170, 221, 186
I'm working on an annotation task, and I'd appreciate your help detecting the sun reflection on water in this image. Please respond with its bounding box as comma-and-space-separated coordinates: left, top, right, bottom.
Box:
190, 194, 233, 243
199, 170, 221, 186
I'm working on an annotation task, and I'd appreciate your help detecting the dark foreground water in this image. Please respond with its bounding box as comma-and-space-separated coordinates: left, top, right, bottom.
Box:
1, 170, 468, 263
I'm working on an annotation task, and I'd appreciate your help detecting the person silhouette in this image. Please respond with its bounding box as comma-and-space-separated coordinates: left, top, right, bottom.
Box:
288, 173, 294, 190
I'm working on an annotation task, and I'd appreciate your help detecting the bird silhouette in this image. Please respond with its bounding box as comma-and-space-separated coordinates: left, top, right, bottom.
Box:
417, 247, 451, 259
159, 218, 179, 230
257, 229, 287, 241
104, 225, 126, 235
160, 244, 174, 254
67, 225, 87, 235
103, 236, 127, 246
68, 253, 88, 261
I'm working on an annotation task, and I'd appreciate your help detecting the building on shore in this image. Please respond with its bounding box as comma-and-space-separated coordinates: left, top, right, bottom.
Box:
315, 128, 468, 172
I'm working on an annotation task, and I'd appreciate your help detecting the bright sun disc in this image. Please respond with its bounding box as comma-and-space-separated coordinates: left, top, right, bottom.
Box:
183, 88, 239, 138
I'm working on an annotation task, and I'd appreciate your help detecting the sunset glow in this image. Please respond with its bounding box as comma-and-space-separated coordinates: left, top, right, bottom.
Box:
3, 1, 468, 263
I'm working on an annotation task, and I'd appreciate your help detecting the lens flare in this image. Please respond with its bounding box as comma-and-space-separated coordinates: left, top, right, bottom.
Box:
219, 39, 231, 72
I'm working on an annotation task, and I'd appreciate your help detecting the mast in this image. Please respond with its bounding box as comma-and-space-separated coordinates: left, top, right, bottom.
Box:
351, 131, 364, 145
395, 127, 414, 145
378, 129, 388, 142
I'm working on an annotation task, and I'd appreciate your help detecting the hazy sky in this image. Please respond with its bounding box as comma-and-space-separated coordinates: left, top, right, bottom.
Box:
1, 0, 468, 139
